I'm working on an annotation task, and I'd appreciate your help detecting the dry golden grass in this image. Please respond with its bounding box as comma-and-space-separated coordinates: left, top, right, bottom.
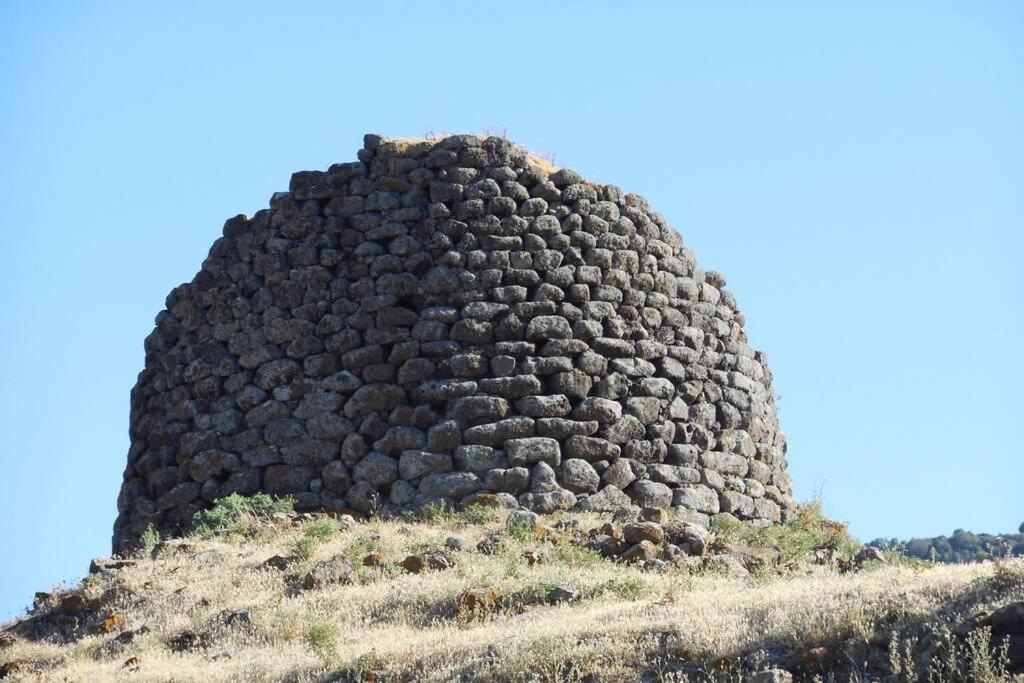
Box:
2, 511, 1022, 682
380, 132, 559, 177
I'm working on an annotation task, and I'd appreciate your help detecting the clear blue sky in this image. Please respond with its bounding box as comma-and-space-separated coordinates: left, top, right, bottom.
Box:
1, 1, 1021, 621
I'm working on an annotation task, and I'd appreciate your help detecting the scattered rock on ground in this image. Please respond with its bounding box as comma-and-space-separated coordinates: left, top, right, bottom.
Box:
547, 586, 580, 604
445, 536, 475, 552
620, 540, 659, 563
400, 550, 455, 574
263, 555, 293, 571
751, 670, 793, 683
303, 556, 356, 589
705, 554, 750, 579
623, 522, 665, 545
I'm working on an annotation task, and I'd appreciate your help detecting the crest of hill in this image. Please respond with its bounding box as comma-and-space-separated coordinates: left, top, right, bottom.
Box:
3, 498, 1023, 681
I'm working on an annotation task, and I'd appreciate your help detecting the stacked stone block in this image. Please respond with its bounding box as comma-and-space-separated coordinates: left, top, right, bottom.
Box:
113, 133, 796, 550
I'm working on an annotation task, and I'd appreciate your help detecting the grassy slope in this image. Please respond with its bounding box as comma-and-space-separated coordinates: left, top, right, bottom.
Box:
2, 507, 1022, 682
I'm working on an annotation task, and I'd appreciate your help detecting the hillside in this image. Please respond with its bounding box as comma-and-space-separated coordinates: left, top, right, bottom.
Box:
2, 499, 1023, 682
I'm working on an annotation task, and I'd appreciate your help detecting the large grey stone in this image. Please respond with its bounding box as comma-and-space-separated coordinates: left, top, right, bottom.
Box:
560, 459, 599, 494
672, 485, 720, 514
353, 453, 399, 487
417, 472, 482, 500
505, 437, 561, 467
398, 450, 453, 481
343, 384, 406, 419
626, 480, 672, 508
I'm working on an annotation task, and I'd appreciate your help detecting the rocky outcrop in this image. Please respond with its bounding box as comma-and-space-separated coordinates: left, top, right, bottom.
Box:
113, 133, 795, 550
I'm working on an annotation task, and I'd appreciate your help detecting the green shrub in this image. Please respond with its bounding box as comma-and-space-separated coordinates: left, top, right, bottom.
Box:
592, 577, 647, 600
306, 621, 339, 663
192, 493, 294, 538
417, 501, 450, 523
710, 512, 742, 544
506, 522, 533, 543
139, 524, 161, 554
290, 517, 342, 559
724, 502, 860, 563
550, 543, 601, 569
292, 537, 317, 560
510, 581, 561, 605
302, 517, 341, 542
459, 505, 496, 526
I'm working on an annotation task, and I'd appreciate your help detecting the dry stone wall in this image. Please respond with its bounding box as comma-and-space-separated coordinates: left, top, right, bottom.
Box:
113, 133, 796, 550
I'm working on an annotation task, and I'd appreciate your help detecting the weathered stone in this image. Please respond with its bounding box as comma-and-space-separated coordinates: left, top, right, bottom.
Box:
303, 556, 355, 589
515, 394, 571, 417
264, 465, 314, 495
620, 540, 659, 563
454, 445, 506, 472
602, 458, 637, 490
572, 397, 622, 423
398, 450, 453, 481
448, 395, 510, 422
565, 435, 620, 462
704, 554, 750, 579
374, 419, 425, 452
353, 453, 398, 487
445, 536, 475, 552
547, 586, 580, 603
343, 384, 406, 419
626, 480, 672, 508
672, 485, 720, 514
505, 437, 561, 467
536, 418, 599, 439
477, 374, 542, 399
417, 472, 482, 500
673, 522, 712, 556
574, 485, 632, 512
483, 467, 530, 494
518, 488, 576, 513
647, 464, 701, 486
400, 550, 455, 574
719, 490, 755, 516
560, 459, 599, 494
321, 461, 351, 494
463, 416, 535, 445
623, 522, 665, 545
526, 315, 572, 341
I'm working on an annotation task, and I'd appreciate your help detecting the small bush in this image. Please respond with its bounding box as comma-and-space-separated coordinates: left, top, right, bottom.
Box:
192, 493, 294, 538
341, 535, 383, 565
592, 577, 646, 600
303, 517, 341, 542
550, 543, 602, 569
727, 502, 860, 563
509, 581, 561, 605
417, 501, 450, 524
506, 522, 533, 543
306, 621, 339, 663
919, 625, 1011, 682
991, 557, 1024, 590
291, 517, 342, 559
139, 524, 160, 555
459, 505, 495, 526
292, 537, 317, 560
710, 513, 742, 544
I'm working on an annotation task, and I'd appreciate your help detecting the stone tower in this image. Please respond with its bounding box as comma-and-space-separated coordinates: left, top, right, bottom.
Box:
113, 133, 795, 550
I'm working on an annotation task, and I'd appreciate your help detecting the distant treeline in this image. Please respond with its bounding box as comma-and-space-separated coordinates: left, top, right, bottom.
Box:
870, 523, 1024, 563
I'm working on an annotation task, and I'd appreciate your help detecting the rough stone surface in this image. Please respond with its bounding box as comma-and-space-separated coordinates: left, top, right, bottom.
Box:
113, 133, 794, 550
